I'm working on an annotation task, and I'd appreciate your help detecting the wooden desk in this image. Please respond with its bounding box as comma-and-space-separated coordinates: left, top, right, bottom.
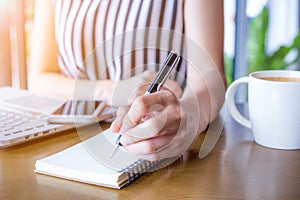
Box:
1, 105, 300, 200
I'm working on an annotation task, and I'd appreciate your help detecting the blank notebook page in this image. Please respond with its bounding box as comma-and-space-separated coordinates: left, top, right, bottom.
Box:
35, 129, 139, 189
35, 128, 179, 189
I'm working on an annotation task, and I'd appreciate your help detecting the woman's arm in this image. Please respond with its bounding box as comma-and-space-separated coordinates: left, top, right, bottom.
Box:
183, 0, 226, 130
30, 0, 73, 98
185, 0, 225, 71
30, 0, 115, 101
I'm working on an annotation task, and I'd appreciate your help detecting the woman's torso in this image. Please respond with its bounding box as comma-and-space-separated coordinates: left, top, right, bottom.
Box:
52, 0, 186, 83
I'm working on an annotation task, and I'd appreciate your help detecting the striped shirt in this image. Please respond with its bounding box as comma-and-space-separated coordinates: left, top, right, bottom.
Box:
52, 0, 186, 86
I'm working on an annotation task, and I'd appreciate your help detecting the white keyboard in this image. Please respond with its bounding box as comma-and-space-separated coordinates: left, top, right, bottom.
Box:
0, 107, 49, 137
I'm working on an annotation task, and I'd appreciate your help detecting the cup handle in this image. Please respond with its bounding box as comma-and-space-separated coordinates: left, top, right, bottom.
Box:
225, 77, 251, 129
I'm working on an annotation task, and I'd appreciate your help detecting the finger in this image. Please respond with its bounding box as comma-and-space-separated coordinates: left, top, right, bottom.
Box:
141, 127, 196, 161
122, 134, 175, 155
121, 105, 180, 144
133, 134, 188, 161
128, 85, 149, 103
121, 91, 174, 131
121, 111, 167, 144
110, 105, 130, 133
129, 83, 177, 105
119, 117, 167, 146
164, 79, 183, 98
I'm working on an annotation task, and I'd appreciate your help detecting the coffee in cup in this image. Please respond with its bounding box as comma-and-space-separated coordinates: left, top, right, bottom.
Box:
259, 76, 300, 82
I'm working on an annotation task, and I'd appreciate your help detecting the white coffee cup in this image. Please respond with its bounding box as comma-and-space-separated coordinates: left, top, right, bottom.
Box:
226, 70, 300, 150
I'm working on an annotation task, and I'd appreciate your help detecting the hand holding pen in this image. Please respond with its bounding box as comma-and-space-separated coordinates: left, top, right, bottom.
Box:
110, 51, 181, 159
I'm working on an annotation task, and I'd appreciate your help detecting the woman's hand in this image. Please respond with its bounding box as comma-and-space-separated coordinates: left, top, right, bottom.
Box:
110, 85, 200, 161
109, 70, 182, 106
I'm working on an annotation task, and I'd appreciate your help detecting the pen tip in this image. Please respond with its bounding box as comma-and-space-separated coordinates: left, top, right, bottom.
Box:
110, 135, 122, 159
109, 146, 118, 159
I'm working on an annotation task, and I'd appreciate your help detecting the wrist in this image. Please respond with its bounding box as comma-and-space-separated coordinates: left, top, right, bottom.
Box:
95, 80, 116, 105
179, 96, 209, 135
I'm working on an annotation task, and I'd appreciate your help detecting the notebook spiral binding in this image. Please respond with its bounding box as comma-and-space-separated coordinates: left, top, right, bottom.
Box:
119, 156, 180, 187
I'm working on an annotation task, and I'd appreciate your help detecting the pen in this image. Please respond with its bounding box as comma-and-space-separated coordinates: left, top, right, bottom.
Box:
109, 51, 181, 159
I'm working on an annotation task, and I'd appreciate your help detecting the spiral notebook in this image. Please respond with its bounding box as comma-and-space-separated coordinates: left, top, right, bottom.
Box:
34, 129, 178, 189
